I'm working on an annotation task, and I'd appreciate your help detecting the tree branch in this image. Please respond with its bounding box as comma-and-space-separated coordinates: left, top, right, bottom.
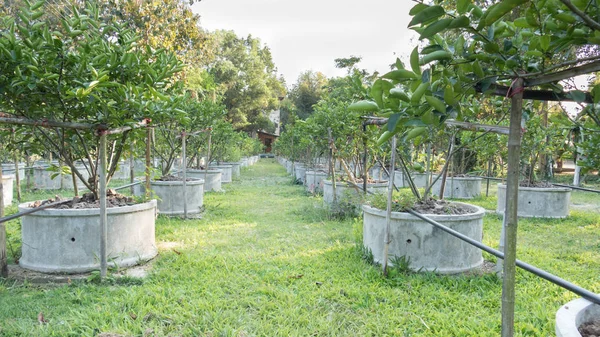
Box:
476, 83, 593, 103
524, 60, 600, 87
559, 0, 600, 31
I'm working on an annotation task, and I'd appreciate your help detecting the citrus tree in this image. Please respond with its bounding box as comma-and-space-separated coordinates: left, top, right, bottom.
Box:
0, 2, 184, 198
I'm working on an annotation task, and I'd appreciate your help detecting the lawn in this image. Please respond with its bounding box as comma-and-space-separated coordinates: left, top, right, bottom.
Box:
1, 159, 599, 336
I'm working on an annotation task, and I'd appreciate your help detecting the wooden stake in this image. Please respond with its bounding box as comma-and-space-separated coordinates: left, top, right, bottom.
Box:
130, 141, 135, 195
327, 128, 337, 203
204, 129, 212, 185
13, 153, 21, 202
501, 77, 524, 337
145, 127, 151, 198
99, 132, 108, 279
382, 135, 397, 277
362, 122, 368, 193
0, 163, 7, 278
181, 131, 187, 219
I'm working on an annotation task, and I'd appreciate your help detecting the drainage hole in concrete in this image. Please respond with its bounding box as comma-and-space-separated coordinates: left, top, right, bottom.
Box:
406, 239, 412, 244
528, 201, 531, 204
70, 237, 76, 242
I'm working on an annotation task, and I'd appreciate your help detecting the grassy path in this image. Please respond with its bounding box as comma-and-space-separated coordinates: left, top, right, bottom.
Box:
1, 159, 599, 336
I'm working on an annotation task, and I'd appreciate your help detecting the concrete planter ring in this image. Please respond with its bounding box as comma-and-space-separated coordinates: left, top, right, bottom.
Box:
556, 297, 600, 337
305, 170, 328, 194
322, 180, 388, 205
294, 163, 306, 183
183, 169, 222, 192
432, 176, 483, 199
19, 199, 158, 274
209, 164, 232, 183
150, 178, 204, 216
496, 184, 571, 218
219, 162, 241, 178
2, 175, 14, 206
362, 203, 485, 274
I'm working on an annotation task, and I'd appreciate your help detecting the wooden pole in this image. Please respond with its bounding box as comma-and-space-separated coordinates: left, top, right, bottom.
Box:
204, 129, 212, 184
382, 135, 397, 277
130, 140, 135, 195
145, 127, 151, 198
0, 163, 7, 278
13, 153, 21, 202
486, 158, 492, 197
99, 132, 108, 279
501, 77, 524, 337
181, 131, 187, 219
362, 122, 368, 193
327, 128, 337, 203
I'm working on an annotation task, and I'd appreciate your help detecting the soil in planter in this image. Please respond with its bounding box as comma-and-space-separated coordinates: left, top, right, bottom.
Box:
519, 180, 554, 188
412, 198, 475, 215
29, 189, 135, 209
157, 174, 193, 182
580, 320, 600, 337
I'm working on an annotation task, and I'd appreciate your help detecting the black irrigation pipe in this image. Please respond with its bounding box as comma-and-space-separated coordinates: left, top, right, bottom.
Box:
0, 199, 72, 224
406, 209, 600, 305
475, 175, 600, 194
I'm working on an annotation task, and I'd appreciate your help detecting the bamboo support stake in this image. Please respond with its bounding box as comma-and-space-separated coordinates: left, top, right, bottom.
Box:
99, 132, 108, 279
501, 78, 524, 337
362, 122, 368, 193
0, 163, 6, 278
13, 153, 21, 202
204, 129, 212, 185
382, 135, 397, 277
130, 141, 135, 195
181, 131, 188, 220
327, 128, 337, 203
145, 127, 151, 198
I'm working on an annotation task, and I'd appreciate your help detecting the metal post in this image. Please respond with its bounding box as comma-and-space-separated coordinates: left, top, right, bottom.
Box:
382, 135, 397, 277
181, 131, 187, 219
501, 77, 524, 337
13, 153, 21, 202
486, 159, 492, 197
99, 132, 108, 279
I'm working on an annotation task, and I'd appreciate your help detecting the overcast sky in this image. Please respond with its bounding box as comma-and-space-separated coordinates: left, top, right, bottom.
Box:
192, 0, 418, 86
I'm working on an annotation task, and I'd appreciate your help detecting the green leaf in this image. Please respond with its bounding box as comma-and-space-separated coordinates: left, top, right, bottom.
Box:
592, 85, 600, 104
421, 45, 444, 54
395, 57, 404, 70
348, 100, 379, 112
457, 0, 470, 14
448, 16, 470, 29
409, 3, 429, 16
371, 79, 393, 109
421, 69, 430, 83
425, 95, 446, 113
388, 113, 401, 132
382, 70, 418, 81
419, 18, 453, 40
483, 0, 529, 27
410, 47, 421, 75
568, 90, 586, 103
408, 5, 445, 27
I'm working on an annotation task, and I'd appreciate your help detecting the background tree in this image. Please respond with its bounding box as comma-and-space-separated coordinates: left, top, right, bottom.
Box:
288, 70, 328, 120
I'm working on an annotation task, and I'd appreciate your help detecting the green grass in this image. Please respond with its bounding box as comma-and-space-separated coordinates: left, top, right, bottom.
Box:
1, 159, 599, 336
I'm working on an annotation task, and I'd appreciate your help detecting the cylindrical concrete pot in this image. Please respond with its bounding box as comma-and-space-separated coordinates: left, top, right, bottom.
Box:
2, 163, 25, 179
112, 161, 131, 180
62, 166, 90, 191
150, 178, 204, 215
362, 203, 485, 274
220, 162, 241, 178
33, 166, 62, 189
322, 180, 388, 205
241, 157, 249, 167
285, 160, 293, 175
305, 170, 328, 194
496, 184, 571, 218
19, 199, 158, 273
183, 169, 222, 192
432, 177, 482, 199
294, 163, 306, 183
556, 297, 600, 337
2, 175, 14, 206
209, 164, 232, 183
